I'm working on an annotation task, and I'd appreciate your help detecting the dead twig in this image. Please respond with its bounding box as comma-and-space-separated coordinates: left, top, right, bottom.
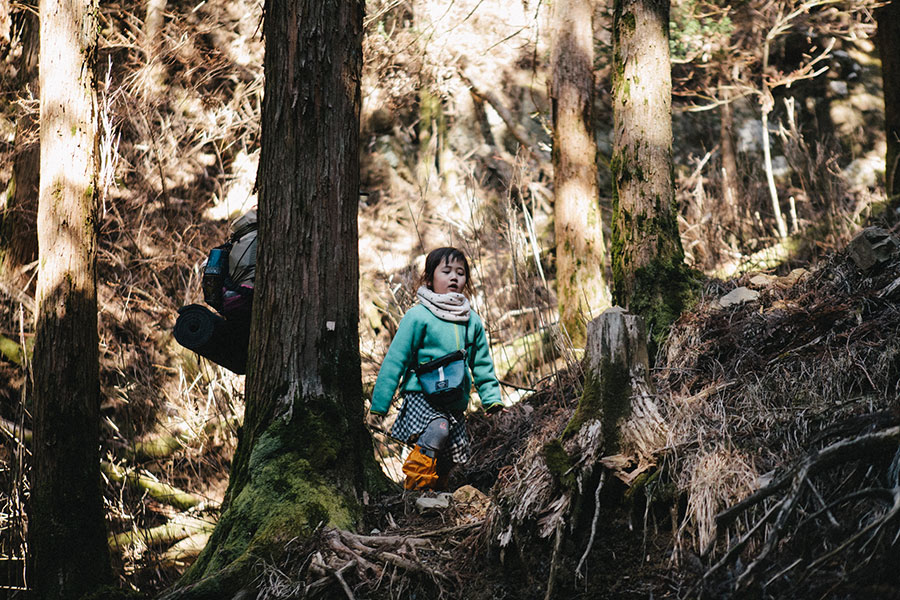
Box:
716, 426, 900, 530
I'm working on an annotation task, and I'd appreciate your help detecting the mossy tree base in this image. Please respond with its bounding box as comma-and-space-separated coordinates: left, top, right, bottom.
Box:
160, 413, 371, 600
626, 259, 700, 358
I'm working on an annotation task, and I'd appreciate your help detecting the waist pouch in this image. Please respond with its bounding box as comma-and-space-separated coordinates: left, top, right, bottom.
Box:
414, 350, 467, 410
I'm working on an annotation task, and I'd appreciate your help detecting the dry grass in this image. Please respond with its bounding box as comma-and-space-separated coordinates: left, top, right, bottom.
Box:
656, 243, 900, 596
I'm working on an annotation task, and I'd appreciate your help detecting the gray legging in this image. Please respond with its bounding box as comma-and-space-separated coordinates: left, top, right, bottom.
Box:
417, 417, 450, 457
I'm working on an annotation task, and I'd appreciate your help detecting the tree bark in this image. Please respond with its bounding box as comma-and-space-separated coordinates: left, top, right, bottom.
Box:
718, 88, 744, 245
876, 0, 900, 206
551, 0, 609, 348
610, 0, 694, 351
167, 2, 379, 596
30, 0, 111, 596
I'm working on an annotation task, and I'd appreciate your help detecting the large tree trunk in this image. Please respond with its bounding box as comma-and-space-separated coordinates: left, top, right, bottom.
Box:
551, 0, 609, 348
876, 0, 900, 206
166, 2, 377, 597
610, 0, 694, 351
30, 0, 111, 597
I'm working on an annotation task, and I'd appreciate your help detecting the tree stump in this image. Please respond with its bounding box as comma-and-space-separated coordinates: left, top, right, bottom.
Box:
490, 307, 669, 555
566, 306, 667, 485
488, 307, 670, 600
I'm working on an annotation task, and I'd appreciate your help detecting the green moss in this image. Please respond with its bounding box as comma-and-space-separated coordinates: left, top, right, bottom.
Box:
624, 471, 651, 501
0, 334, 29, 366
621, 12, 636, 33
624, 468, 677, 504
564, 357, 632, 455
628, 258, 700, 356
181, 418, 360, 586
614, 54, 625, 84
542, 439, 576, 490
610, 150, 645, 186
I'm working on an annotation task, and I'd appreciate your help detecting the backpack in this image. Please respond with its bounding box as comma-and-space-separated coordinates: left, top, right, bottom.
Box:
202, 210, 257, 318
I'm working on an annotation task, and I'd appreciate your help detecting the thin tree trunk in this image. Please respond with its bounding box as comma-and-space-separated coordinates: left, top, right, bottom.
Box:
718, 89, 743, 244
876, 0, 900, 206
551, 0, 609, 348
30, 0, 110, 596
144, 0, 167, 41
3, 11, 40, 270
760, 34, 788, 239
610, 0, 693, 350
166, 2, 379, 597
761, 106, 788, 238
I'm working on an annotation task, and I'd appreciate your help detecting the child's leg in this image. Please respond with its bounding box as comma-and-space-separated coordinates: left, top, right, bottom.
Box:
417, 417, 449, 456
402, 417, 449, 490
435, 454, 454, 491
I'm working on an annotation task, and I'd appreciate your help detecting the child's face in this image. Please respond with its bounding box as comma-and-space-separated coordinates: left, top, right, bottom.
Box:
430, 258, 467, 295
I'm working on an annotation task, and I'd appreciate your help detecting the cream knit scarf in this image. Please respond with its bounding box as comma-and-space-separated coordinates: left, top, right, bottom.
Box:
417, 286, 471, 323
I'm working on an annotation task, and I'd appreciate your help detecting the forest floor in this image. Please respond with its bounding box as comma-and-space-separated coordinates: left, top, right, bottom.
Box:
283, 228, 900, 600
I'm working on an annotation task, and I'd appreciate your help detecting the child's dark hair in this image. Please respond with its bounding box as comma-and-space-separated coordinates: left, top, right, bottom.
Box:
421, 247, 472, 293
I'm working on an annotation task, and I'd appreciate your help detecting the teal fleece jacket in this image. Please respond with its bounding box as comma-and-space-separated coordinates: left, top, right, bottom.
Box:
370, 304, 502, 415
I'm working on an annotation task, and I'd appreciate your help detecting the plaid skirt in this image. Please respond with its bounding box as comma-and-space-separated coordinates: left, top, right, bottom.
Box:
390, 392, 471, 464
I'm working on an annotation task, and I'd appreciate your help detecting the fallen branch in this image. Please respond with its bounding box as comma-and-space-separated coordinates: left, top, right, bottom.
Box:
0, 416, 32, 445
159, 530, 213, 567
806, 488, 900, 573
702, 426, 900, 592
2, 416, 215, 510
0, 335, 27, 366
0, 280, 36, 314
716, 426, 900, 530
101, 461, 207, 511
123, 415, 241, 462
459, 69, 548, 161
108, 515, 213, 552
712, 235, 806, 280
332, 560, 357, 600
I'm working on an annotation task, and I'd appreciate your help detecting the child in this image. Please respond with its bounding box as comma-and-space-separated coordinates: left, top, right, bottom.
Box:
370, 247, 503, 490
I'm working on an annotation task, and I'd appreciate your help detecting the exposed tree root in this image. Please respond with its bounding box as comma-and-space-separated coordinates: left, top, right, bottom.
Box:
255, 524, 475, 600
698, 426, 900, 597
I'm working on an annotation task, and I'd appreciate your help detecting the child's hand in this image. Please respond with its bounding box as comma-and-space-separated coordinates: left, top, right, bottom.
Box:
485, 403, 504, 415
366, 412, 386, 429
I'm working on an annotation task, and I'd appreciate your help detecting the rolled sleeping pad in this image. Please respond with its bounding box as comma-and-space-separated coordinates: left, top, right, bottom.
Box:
174, 304, 249, 374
